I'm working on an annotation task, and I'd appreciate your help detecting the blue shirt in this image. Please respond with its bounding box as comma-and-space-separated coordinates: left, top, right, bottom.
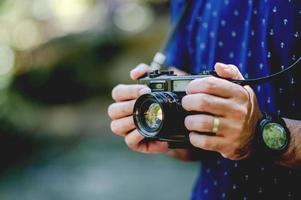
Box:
165, 0, 301, 199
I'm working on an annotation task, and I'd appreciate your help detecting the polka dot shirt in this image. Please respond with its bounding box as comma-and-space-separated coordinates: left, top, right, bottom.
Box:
165, 0, 301, 199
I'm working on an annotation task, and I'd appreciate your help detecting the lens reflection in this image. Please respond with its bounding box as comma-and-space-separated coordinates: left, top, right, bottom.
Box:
144, 103, 162, 130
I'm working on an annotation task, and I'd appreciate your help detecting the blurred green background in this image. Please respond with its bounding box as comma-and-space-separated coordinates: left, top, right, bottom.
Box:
0, 0, 199, 199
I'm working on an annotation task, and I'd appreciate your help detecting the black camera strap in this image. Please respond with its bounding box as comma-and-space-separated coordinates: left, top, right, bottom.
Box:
153, 1, 301, 86
220, 57, 301, 86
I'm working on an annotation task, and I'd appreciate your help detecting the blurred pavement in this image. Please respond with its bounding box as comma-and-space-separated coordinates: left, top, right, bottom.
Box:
0, 99, 200, 200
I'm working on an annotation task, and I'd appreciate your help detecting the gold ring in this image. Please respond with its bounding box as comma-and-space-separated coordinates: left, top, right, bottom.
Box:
212, 117, 220, 133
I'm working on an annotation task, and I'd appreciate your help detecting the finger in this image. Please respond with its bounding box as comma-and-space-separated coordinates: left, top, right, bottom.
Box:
214, 63, 244, 80
125, 130, 169, 154
185, 114, 228, 136
130, 64, 151, 80
110, 116, 135, 137
182, 93, 232, 116
108, 100, 135, 120
186, 76, 243, 98
189, 132, 227, 152
112, 84, 151, 102
125, 129, 145, 149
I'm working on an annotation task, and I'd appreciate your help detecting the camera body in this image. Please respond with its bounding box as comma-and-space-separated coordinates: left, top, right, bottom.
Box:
133, 70, 214, 148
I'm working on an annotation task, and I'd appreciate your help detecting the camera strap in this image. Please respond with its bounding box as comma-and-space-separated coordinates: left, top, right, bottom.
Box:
216, 57, 301, 86
151, 1, 301, 86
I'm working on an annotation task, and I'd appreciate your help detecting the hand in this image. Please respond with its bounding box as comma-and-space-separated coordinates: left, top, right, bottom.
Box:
108, 64, 169, 154
182, 63, 262, 160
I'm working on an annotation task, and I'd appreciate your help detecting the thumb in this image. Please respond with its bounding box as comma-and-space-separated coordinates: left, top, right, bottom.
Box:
214, 62, 244, 80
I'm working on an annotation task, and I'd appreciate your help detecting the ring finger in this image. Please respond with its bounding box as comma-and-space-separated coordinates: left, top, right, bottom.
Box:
185, 114, 229, 136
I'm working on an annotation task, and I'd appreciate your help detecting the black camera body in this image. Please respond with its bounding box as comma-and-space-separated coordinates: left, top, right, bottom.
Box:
133, 70, 214, 148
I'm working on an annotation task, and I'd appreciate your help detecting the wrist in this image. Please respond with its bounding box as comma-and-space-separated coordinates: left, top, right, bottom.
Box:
276, 118, 301, 168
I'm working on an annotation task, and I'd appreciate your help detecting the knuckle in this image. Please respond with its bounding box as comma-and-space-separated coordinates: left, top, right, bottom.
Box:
240, 90, 249, 101
237, 87, 250, 101
197, 96, 209, 111
186, 116, 209, 132
194, 116, 210, 131
201, 117, 211, 130
133, 87, 142, 98
234, 106, 248, 119
203, 77, 216, 91
228, 64, 239, 72
121, 102, 132, 116
119, 105, 127, 117
200, 139, 211, 149
187, 79, 201, 92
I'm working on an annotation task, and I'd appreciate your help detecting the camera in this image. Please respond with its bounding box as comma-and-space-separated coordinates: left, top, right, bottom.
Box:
133, 70, 216, 148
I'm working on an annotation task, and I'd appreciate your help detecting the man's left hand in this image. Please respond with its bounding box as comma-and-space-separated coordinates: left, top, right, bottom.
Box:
182, 63, 262, 160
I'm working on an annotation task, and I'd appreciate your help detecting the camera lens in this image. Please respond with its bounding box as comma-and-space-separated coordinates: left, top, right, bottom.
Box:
133, 94, 165, 137
133, 92, 186, 138
144, 103, 163, 130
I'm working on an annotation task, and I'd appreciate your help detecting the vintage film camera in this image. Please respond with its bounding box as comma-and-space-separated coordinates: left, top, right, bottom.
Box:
133, 70, 217, 148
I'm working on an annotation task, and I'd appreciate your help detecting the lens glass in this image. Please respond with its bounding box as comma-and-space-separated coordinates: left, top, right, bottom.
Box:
144, 103, 162, 130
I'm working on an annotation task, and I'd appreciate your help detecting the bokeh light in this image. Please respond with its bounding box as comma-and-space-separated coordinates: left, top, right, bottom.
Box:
50, 0, 94, 33
113, 2, 154, 34
31, 0, 53, 21
0, 2, 197, 200
12, 20, 42, 50
0, 44, 15, 75
0, 43, 15, 89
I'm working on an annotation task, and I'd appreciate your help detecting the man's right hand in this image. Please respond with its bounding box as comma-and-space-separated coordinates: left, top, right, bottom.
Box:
108, 64, 169, 154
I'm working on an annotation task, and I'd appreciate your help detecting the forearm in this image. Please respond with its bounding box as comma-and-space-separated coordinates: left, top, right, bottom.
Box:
277, 118, 301, 169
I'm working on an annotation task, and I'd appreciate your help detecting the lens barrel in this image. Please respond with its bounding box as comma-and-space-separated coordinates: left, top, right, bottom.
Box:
133, 92, 188, 141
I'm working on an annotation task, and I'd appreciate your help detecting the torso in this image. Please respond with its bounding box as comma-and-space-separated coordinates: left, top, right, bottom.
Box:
167, 0, 301, 199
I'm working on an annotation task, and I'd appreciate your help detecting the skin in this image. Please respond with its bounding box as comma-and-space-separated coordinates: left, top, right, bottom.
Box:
108, 63, 301, 168
183, 62, 262, 160
278, 118, 301, 169
108, 64, 169, 154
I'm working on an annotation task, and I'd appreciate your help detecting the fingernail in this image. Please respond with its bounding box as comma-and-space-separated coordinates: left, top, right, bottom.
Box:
139, 87, 151, 95
217, 63, 234, 74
